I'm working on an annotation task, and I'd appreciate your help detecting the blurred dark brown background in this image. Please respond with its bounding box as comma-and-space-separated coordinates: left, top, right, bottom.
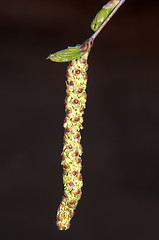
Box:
0, 0, 159, 239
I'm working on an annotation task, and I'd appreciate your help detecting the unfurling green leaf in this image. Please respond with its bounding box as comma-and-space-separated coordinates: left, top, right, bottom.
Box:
91, 0, 120, 32
47, 46, 85, 62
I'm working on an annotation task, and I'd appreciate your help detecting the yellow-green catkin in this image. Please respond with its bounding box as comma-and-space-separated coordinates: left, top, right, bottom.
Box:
56, 52, 89, 230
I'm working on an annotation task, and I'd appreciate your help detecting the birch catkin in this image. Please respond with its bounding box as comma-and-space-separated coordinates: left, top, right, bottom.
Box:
56, 52, 89, 230
48, 0, 125, 230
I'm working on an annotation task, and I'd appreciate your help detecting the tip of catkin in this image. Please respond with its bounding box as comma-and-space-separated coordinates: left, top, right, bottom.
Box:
56, 199, 75, 231
56, 207, 75, 230
56, 220, 70, 231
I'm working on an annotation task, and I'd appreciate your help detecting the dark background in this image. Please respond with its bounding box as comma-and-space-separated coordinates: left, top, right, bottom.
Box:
0, 0, 159, 239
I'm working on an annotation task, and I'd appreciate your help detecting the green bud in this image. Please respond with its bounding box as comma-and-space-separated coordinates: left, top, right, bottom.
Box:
91, 0, 120, 31
47, 46, 85, 62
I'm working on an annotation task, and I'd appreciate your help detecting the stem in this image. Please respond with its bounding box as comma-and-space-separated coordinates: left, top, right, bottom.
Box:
90, 0, 125, 42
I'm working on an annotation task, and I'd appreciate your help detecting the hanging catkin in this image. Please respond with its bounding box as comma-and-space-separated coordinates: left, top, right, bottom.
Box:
48, 0, 125, 230
56, 52, 89, 230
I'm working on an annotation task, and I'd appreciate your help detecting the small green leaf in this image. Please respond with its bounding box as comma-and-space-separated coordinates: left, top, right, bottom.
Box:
47, 46, 85, 62
91, 0, 120, 32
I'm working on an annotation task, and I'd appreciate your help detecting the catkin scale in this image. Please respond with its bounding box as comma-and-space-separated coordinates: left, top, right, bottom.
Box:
56, 52, 89, 230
